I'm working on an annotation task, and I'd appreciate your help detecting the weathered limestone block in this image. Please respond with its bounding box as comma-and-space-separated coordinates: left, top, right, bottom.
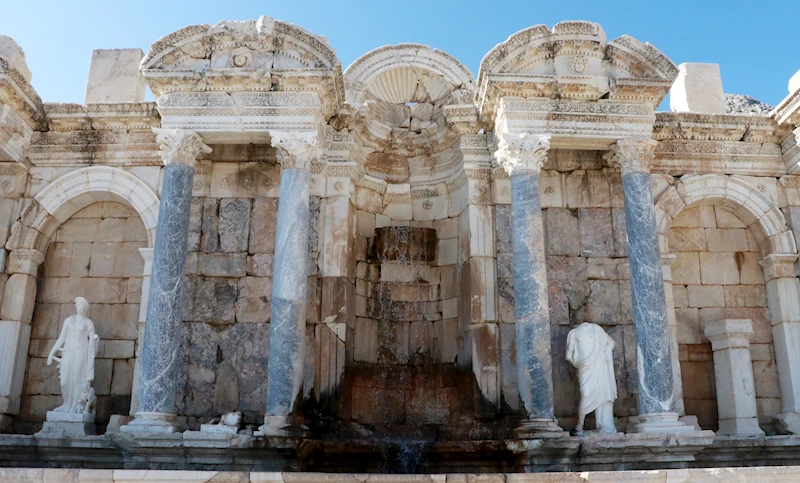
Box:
236, 277, 272, 323
190, 278, 238, 324
219, 199, 251, 252
249, 198, 278, 254
197, 253, 247, 278
84, 49, 146, 104
579, 208, 614, 257
201, 198, 220, 252
670, 63, 726, 114
544, 208, 581, 256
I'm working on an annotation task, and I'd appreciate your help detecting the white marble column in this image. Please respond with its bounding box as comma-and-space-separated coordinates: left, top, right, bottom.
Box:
608, 139, 688, 433
760, 254, 800, 434
704, 319, 764, 436
122, 129, 210, 434
0, 249, 44, 430
495, 132, 566, 438
129, 247, 153, 416
261, 131, 320, 436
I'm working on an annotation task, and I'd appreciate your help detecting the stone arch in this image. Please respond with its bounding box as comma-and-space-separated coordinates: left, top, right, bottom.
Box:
6, 166, 159, 254
344, 43, 474, 109
655, 174, 797, 256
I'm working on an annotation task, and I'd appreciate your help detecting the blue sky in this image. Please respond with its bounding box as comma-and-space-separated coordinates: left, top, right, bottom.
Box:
1, 0, 797, 109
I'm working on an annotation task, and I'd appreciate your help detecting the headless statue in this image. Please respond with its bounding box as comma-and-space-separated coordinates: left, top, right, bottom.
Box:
566, 322, 617, 435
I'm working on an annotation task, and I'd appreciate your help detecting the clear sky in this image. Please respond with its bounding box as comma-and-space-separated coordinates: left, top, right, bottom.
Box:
1, 0, 797, 109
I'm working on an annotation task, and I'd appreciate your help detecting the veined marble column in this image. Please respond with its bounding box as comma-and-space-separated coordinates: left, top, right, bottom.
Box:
495, 133, 566, 439
261, 131, 319, 436
608, 139, 687, 433
122, 129, 210, 433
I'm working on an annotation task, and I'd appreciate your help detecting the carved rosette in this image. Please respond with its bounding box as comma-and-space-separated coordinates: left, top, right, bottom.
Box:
494, 133, 551, 177
606, 138, 658, 176
152, 128, 211, 169
270, 130, 321, 171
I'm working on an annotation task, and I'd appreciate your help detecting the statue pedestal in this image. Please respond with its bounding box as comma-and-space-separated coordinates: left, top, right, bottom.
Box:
200, 423, 239, 435
38, 411, 96, 435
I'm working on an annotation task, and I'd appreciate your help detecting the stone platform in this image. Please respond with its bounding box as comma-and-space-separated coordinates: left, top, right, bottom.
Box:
3, 466, 800, 482
3, 432, 800, 473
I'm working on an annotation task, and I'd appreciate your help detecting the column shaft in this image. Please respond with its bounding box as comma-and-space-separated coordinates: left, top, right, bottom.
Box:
123, 128, 209, 433
495, 132, 565, 438
138, 162, 194, 415
622, 171, 676, 415
265, 168, 310, 418
511, 172, 554, 420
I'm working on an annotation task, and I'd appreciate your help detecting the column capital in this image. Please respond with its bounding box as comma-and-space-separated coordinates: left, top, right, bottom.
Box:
704, 319, 754, 351
270, 130, 320, 171
759, 253, 799, 282
494, 132, 551, 177
7, 248, 44, 276
606, 138, 658, 176
152, 128, 211, 169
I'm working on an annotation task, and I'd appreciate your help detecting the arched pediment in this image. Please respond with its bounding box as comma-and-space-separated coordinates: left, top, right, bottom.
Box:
140, 16, 344, 123
142, 16, 339, 74
475, 21, 678, 120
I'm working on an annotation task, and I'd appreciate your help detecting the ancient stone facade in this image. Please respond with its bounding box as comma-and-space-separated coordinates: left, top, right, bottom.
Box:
1, 16, 800, 475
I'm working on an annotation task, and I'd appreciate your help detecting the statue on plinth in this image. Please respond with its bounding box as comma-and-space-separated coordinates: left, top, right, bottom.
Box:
46, 297, 99, 416
566, 322, 618, 435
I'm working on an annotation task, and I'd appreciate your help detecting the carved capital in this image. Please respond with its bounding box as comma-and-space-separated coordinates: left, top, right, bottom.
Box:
270, 130, 320, 171
152, 128, 211, 169
605, 138, 657, 176
494, 133, 551, 177
8, 248, 44, 276
759, 253, 799, 282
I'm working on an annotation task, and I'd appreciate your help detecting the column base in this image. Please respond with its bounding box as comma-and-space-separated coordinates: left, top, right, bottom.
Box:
38, 411, 96, 436
718, 417, 765, 437
120, 411, 181, 434
513, 418, 569, 439
632, 412, 691, 433
775, 412, 800, 434
0, 414, 11, 431
257, 414, 308, 437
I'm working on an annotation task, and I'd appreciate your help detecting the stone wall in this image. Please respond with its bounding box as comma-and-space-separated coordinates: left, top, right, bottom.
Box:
174, 154, 320, 426
669, 205, 780, 431
17, 202, 145, 433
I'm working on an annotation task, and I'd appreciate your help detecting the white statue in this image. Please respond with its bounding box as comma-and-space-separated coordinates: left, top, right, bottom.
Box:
46, 297, 99, 414
566, 322, 617, 435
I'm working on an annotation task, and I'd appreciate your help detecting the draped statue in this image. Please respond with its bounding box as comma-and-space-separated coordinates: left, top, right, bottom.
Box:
46, 297, 99, 414
566, 322, 618, 435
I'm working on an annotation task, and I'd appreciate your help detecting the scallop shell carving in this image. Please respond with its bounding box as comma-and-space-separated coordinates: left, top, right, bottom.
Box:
368, 67, 452, 103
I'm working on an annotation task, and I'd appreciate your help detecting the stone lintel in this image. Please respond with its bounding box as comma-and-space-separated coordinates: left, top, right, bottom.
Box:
495, 98, 655, 150
155, 91, 325, 144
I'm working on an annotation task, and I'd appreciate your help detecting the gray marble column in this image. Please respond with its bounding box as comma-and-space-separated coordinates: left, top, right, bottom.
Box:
609, 139, 688, 433
122, 129, 210, 434
495, 133, 566, 439
261, 131, 320, 436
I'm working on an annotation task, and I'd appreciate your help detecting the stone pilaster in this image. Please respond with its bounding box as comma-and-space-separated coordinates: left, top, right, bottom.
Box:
261, 130, 320, 436
495, 132, 566, 438
759, 254, 800, 434
608, 138, 688, 433
661, 254, 685, 417
0, 248, 44, 430
122, 129, 210, 434
704, 319, 764, 436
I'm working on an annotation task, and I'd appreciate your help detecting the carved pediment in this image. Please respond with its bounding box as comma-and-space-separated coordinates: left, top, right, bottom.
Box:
140, 16, 344, 121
